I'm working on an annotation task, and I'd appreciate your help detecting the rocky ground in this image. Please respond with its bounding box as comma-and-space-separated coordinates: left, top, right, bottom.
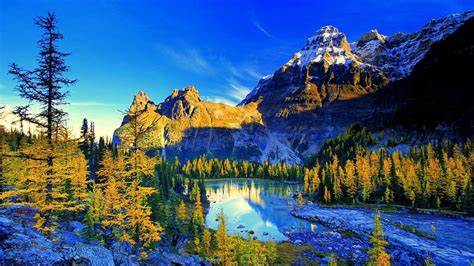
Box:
291, 204, 474, 265
284, 228, 369, 264
0, 205, 209, 265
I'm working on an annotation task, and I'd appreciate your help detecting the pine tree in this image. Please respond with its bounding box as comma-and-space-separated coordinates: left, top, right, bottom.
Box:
356, 154, 372, 202
311, 164, 320, 193
127, 150, 155, 180
384, 187, 393, 205
7, 13, 78, 230
122, 180, 162, 248
324, 186, 331, 203
83, 183, 104, 240
80, 118, 89, 156
304, 168, 310, 193
345, 160, 357, 203
216, 209, 231, 264
194, 236, 201, 254
193, 189, 205, 225
368, 211, 390, 266
202, 228, 212, 255
177, 200, 186, 222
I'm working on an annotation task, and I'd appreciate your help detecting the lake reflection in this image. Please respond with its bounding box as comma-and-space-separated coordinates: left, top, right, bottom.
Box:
204, 179, 327, 241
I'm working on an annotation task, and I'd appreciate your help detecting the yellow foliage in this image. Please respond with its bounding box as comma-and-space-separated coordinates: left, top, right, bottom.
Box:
98, 151, 163, 249
298, 192, 304, 207
2, 139, 88, 234
177, 200, 186, 222
193, 189, 204, 225
202, 228, 212, 255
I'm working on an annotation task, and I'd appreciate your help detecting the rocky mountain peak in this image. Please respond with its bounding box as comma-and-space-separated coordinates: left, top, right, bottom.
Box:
240, 25, 388, 113
159, 86, 202, 120
357, 29, 386, 47
129, 91, 151, 114
285, 25, 356, 68
165, 86, 201, 104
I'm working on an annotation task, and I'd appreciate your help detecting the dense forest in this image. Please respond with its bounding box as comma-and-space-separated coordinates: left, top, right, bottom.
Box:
304, 125, 474, 212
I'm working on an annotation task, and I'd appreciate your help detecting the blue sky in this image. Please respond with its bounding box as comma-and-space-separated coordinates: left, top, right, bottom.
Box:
1, 0, 473, 137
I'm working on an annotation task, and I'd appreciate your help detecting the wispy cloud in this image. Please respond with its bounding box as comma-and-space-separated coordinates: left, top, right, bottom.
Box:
202, 96, 238, 106
202, 79, 252, 107
224, 61, 263, 81
227, 79, 251, 102
69, 101, 118, 107
156, 44, 215, 75
252, 20, 275, 39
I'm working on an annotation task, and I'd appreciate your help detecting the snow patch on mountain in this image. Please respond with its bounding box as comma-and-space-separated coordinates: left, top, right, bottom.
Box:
353, 10, 473, 80
285, 26, 361, 68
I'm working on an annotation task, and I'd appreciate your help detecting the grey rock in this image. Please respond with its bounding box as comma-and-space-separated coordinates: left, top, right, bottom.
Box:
148, 249, 210, 266
72, 242, 114, 266
69, 220, 85, 233
111, 241, 135, 266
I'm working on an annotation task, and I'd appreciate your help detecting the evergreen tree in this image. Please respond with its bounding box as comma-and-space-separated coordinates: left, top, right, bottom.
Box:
202, 228, 212, 256
368, 211, 391, 266
83, 183, 104, 240
7, 12, 77, 224
79, 118, 89, 156
216, 209, 231, 265
193, 188, 204, 225
345, 160, 357, 203
177, 200, 186, 222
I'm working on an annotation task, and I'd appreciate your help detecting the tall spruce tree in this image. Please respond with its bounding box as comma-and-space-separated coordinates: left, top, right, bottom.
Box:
80, 118, 89, 155
368, 211, 391, 265
8, 12, 76, 201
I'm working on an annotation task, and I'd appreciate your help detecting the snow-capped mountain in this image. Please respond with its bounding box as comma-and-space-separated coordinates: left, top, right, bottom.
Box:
353, 10, 473, 80
239, 25, 388, 119
285, 26, 361, 68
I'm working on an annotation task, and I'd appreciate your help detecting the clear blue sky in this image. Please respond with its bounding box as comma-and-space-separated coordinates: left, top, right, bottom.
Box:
1, 0, 473, 137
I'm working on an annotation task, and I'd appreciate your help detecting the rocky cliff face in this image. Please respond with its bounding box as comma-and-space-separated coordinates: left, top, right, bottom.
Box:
114, 12, 472, 164
114, 86, 302, 164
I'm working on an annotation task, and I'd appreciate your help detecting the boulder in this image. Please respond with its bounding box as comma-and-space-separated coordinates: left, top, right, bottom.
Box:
71, 243, 114, 266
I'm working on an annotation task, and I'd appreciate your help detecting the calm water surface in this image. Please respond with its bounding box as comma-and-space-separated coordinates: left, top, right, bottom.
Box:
204, 178, 327, 241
